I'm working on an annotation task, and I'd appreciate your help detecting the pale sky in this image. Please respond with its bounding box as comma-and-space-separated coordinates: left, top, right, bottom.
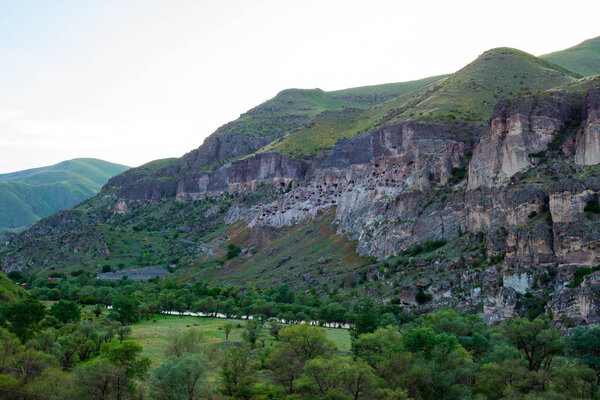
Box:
1, 0, 599, 173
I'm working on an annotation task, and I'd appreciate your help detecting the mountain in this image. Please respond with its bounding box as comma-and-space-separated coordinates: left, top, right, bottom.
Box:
542, 36, 600, 77
0, 158, 129, 231
3, 38, 600, 326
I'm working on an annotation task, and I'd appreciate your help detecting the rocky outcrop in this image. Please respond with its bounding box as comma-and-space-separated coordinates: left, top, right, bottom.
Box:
243, 121, 478, 257
468, 94, 576, 189
575, 88, 600, 165
547, 271, 600, 329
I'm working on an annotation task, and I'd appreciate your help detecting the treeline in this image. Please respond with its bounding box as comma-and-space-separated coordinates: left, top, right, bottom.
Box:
19, 272, 413, 326
2, 293, 600, 399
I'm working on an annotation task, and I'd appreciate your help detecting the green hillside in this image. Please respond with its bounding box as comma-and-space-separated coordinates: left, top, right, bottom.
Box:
222, 74, 447, 146
0, 272, 28, 303
0, 158, 129, 230
260, 48, 580, 157
381, 47, 580, 126
542, 36, 600, 77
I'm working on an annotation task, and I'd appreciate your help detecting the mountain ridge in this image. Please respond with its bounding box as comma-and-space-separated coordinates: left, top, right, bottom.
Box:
0, 158, 129, 231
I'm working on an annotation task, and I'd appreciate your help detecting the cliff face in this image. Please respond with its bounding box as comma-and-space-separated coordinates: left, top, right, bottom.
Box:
468, 94, 577, 189
6, 88, 600, 328
575, 88, 600, 165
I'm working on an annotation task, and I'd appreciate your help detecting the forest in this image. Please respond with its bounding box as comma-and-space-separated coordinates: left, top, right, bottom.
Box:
0, 273, 600, 399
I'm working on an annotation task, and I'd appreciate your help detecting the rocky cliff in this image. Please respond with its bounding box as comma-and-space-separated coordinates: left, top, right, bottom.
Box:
4, 75, 600, 328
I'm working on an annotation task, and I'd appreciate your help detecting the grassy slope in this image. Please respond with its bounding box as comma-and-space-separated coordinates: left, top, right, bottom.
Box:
258, 76, 446, 157
383, 47, 580, 125
0, 159, 129, 230
196, 209, 370, 291
541, 36, 600, 77
0, 272, 29, 303
261, 49, 580, 157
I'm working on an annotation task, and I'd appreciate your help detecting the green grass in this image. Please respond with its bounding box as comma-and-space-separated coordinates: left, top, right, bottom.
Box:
0, 272, 29, 303
131, 314, 351, 366
541, 36, 600, 77
198, 209, 370, 291
256, 47, 582, 157
385, 47, 580, 125
255, 76, 447, 157
0, 159, 129, 230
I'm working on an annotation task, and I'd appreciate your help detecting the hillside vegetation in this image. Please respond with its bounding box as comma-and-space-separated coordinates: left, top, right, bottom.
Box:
0, 271, 28, 303
0, 158, 129, 230
542, 36, 600, 76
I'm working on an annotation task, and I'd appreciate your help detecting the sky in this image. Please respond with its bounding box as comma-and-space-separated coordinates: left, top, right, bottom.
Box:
0, 0, 599, 173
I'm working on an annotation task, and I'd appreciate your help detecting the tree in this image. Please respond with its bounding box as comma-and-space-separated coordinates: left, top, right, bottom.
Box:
569, 326, 600, 383
242, 319, 263, 347
165, 329, 203, 358
339, 360, 382, 400
267, 343, 306, 394
503, 317, 564, 371
268, 320, 282, 340
298, 356, 345, 398
279, 324, 336, 359
220, 345, 256, 398
0, 297, 46, 342
93, 304, 103, 318
351, 298, 379, 342
49, 300, 81, 324
150, 353, 207, 400
112, 294, 140, 325
75, 341, 151, 400
223, 323, 233, 341
116, 325, 132, 344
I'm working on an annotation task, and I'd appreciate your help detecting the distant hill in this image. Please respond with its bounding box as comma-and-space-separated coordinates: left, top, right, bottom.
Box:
0, 158, 129, 230
541, 36, 600, 76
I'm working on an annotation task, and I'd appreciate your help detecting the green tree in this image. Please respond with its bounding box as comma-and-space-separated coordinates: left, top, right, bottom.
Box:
223, 323, 233, 341
75, 340, 151, 400
165, 329, 203, 358
279, 324, 336, 359
112, 294, 140, 325
351, 298, 379, 342
0, 297, 46, 342
150, 353, 207, 400
503, 317, 564, 371
267, 343, 306, 394
220, 345, 256, 398
268, 320, 282, 340
569, 326, 600, 383
242, 319, 263, 347
49, 300, 81, 324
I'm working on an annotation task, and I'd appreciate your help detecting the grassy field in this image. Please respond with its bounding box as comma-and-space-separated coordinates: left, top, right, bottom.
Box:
130, 314, 351, 366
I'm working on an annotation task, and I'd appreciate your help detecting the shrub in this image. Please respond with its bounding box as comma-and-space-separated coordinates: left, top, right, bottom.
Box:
584, 198, 600, 214
226, 244, 241, 260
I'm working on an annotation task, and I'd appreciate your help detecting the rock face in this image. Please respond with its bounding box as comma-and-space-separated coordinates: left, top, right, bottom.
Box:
244, 121, 477, 257
575, 88, 600, 165
7, 88, 600, 328
468, 94, 576, 189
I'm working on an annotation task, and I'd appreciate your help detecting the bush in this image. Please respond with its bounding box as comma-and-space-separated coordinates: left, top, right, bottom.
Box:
584, 198, 600, 214
226, 244, 241, 260
415, 289, 432, 304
